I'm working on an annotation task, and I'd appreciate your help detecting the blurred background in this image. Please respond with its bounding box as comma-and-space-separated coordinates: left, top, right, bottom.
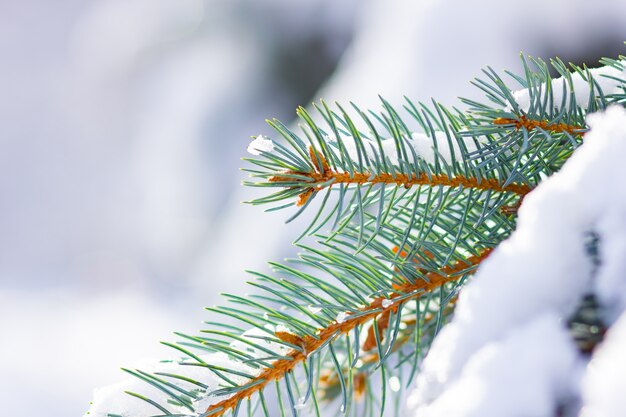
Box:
2, 1, 626, 416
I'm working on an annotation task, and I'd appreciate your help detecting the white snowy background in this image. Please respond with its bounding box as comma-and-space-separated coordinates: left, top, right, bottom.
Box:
3, 1, 626, 417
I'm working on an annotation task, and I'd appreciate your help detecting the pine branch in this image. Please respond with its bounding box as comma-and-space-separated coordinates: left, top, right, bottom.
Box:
270, 147, 531, 207
203, 249, 491, 416
244, 56, 626, 247
87, 52, 626, 417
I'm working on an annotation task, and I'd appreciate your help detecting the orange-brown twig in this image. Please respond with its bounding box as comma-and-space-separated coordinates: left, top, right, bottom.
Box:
493, 115, 585, 137
318, 296, 460, 401
360, 297, 458, 366
270, 148, 532, 207
204, 249, 492, 416
319, 298, 459, 401
363, 247, 433, 352
318, 369, 368, 401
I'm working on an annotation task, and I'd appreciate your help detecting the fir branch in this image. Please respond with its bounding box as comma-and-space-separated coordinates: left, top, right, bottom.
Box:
202, 249, 491, 416
270, 147, 531, 207
88, 52, 626, 417
244, 56, 626, 243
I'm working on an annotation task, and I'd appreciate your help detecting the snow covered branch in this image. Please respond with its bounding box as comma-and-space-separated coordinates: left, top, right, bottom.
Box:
411, 106, 626, 417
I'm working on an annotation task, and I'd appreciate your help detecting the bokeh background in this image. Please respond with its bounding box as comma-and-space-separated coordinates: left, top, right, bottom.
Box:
2, 1, 626, 416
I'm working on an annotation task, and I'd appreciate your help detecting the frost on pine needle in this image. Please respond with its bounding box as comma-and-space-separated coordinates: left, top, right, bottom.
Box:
230, 325, 291, 357
307, 305, 322, 314
336, 311, 348, 324
294, 397, 308, 410
590, 193, 626, 323
381, 298, 393, 309
247, 134, 275, 155
412, 106, 626, 416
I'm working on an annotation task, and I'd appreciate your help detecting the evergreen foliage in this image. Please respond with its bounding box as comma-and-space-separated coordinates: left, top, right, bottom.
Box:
89, 53, 626, 417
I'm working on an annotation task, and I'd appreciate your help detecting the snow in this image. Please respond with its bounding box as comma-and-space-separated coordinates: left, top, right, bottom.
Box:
409, 315, 580, 417
275, 323, 292, 334
308, 305, 322, 314
509, 64, 626, 113
411, 106, 626, 416
381, 298, 394, 308
581, 311, 626, 417
389, 376, 401, 393
0, 288, 200, 417
247, 135, 275, 156
336, 311, 348, 324
294, 398, 308, 410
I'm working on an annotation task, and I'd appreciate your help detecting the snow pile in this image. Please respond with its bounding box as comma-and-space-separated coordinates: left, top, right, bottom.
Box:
247, 135, 275, 155
410, 106, 626, 416
410, 315, 580, 417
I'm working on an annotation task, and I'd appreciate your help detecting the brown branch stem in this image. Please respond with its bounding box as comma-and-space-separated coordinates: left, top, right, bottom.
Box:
270, 148, 532, 207
318, 299, 459, 399
493, 115, 585, 137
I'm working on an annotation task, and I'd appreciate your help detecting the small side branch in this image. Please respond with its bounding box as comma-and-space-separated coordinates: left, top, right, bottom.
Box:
270, 148, 531, 207
493, 115, 585, 137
